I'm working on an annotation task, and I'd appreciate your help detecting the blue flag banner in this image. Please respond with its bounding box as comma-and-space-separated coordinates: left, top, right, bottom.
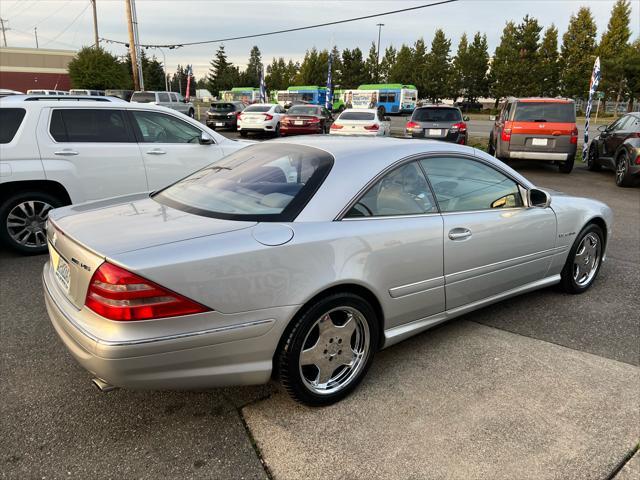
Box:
259, 67, 267, 103
325, 53, 333, 110
582, 57, 601, 160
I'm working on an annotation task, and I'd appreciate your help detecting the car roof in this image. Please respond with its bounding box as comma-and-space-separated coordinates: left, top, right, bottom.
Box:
0, 94, 126, 105
415, 105, 459, 109
340, 108, 377, 114
514, 97, 574, 103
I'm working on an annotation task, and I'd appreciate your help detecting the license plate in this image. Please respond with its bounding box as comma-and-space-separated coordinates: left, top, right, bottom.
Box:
50, 245, 70, 293
428, 129, 441, 136
294, 120, 304, 126
215, 122, 225, 126
532, 138, 548, 146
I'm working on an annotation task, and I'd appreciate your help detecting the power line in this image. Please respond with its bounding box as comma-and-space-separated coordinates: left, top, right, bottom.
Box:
100, 0, 459, 49
43, 1, 90, 47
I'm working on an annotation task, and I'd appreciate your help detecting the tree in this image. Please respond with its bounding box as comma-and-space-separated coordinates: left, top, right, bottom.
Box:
240, 45, 263, 87
143, 54, 166, 91
491, 21, 520, 102
388, 44, 414, 85
537, 25, 560, 97
451, 33, 469, 101
423, 29, 452, 102
623, 40, 640, 110
207, 45, 238, 96
68, 47, 128, 90
598, 0, 632, 102
513, 15, 542, 97
341, 48, 367, 88
412, 38, 428, 94
364, 42, 378, 84
560, 7, 598, 98
296, 47, 329, 85
379, 46, 397, 84
463, 33, 490, 103
330, 46, 342, 86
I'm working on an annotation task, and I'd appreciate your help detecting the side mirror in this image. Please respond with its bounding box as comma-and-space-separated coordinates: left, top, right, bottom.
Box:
463, 115, 470, 121
597, 124, 607, 132
489, 115, 496, 121
199, 132, 214, 145
528, 188, 551, 208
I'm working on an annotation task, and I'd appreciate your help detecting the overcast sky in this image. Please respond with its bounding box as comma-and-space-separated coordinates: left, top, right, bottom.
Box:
2, 0, 639, 78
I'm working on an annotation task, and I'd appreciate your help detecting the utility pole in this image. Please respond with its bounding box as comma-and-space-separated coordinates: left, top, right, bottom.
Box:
130, 0, 144, 90
125, 0, 140, 90
90, 0, 99, 48
34, 27, 38, 48
0, 18, 9, 47
376, 23, 384, 83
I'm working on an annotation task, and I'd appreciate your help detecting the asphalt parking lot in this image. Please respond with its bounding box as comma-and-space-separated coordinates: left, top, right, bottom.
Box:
1, 136, 638, 479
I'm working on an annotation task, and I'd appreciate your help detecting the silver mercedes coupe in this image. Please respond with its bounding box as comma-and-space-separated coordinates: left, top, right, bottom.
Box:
43, 137, 612, 405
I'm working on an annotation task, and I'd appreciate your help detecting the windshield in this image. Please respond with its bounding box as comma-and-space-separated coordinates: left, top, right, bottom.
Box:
154, 143, 334, 221
210, 103, 236, 112
412, 108, 462, 122
244, 105, 272, 112
131, 92, 156, 103
288, 106, 320, 116
513, 102, 576, 122
339, 111, 375, 121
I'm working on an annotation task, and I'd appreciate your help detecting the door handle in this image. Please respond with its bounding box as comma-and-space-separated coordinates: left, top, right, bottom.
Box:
54, 149, 78, 156
448, 228, 472, 241
146, 149, 166, 155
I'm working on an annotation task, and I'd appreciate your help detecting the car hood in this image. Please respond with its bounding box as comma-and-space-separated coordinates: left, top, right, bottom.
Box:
49, 195, 256, 256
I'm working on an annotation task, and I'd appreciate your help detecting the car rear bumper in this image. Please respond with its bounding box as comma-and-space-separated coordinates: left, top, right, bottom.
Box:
206, 118, 236, 129
238, 124, 276, 132
330, 130, 382, 136
280, 125, 322, 135
407, 130, 467, 144
505, 151, 574, 161
43, 262, 297, 389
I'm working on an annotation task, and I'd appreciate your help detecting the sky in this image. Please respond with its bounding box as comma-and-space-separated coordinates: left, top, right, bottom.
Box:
1, 0, 639, 79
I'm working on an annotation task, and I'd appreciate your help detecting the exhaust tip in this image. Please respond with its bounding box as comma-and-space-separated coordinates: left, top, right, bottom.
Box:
91, 377, 118, 393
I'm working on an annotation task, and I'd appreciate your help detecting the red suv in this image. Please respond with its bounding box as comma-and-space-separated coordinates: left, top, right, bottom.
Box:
488, 98, 578, 173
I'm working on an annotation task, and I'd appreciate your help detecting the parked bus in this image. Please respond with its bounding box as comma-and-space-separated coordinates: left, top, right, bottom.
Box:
228, 87, 261, 104
276, 86, 327, 108
338, 84, 418, 114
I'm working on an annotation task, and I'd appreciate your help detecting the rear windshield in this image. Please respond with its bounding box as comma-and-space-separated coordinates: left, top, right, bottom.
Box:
0, 108, 26, 143
154, 143, 334, 222
130, 92, 156, 103
513, 102, 576, 123
288, 106, 320, 116
339, 111, 375, 121
412, 108, 462, 122
210, 103, 236, 112
244, 105, 272, 112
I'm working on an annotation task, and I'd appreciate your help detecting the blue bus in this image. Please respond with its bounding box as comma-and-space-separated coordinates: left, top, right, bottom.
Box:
340, 84, 418, 114
276, 86, 327, 107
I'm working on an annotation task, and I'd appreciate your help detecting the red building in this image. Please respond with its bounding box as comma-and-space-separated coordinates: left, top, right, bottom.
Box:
0, 47, 76, 92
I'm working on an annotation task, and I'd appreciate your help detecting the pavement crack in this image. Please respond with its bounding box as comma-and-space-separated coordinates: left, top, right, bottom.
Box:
603, 444, 639, 480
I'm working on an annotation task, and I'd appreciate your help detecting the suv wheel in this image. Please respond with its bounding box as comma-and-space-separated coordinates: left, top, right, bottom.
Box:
0, 192, 65, 255
558, 155, 574, 173
586, 144, 600, 171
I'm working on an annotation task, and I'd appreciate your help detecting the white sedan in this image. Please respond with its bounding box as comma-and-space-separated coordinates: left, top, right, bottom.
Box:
330, 108, 391, 136
238, 103, 285, 137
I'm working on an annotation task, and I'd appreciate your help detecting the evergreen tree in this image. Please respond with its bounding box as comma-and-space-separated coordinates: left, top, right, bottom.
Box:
330, 46, 342, 86
207, 45, 237, 96
451, 33, 469, 102
491, 21, 520, 102
623, 39, 640, 110
296, 47, 322, 85
341, 48, 367, 88
412, 38, 428, 95
68, 47, 128, 90
464, 32, 490, 103
513, 15, 542, 96
144, 55, 166, 91
538, 25, 560, 97
379, 46, 397, 84
560, 7, 598, 98
241, 45, 263, 87
388, 44, 414, 85
598, 0, 632, 101
423, 29, 452, 102
364, 42, 378, 84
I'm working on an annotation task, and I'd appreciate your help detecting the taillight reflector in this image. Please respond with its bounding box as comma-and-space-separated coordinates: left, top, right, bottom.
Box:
406, 121, 420, 129
451, 122, 467, 132
264, 113, 274, 120
501, 128, 512, 142
364, 124, 379, 130
570, 127, 579, 144
85, 262, 210, 321
330, 123, 343, 129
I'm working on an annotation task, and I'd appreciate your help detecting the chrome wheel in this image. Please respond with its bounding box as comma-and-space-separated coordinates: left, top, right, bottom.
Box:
573, 232, 601, 287
616, 155, 628, 185
298, 306, 370, 395
6, 200, 52, 249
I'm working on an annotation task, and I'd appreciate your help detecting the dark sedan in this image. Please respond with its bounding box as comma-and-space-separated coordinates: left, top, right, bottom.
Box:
281, 105, 333, 135
206, 101, 245, 130
587, 112, 640, 187
405, 106, 468, 144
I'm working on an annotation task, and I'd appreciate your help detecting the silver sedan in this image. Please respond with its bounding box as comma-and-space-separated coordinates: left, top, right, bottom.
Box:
43, 137, 613, 405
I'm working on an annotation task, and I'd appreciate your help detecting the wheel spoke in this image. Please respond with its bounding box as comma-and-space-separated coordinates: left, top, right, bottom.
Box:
317, 313, 337, 339
336, 313, 356, 339
34, 230, 46, 247
334, 347, 357, 367
37, 203, 53, 219
7, 213, 27, 227
315, 360, 336, 385
300, 342, 322, 367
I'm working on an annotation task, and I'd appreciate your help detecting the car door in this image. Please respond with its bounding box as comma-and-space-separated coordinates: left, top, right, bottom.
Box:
129, 109, 225, 191
170, 92, 187, 114
156, 91, 171, 109
420, 155, 556, 310
37, 107, 148, 202
494, 101, 512, 155
606, 116, 632, 158
600, 116, 626, 159
341, 161, 445, 329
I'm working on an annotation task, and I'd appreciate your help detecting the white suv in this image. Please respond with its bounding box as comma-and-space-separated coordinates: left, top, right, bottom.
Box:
0, 95, 250, 254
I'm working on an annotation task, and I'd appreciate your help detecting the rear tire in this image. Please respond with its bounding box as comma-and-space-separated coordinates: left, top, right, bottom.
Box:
586, 144, 600, 171
615, 151, 633, 187
558, 155, 574, 173
277, 293, 379, 406
188, 109, 195, 118
559, 224, 604, 294
0, 191, 65, 255
274, 123, 280, 137
239, 131, 248, 138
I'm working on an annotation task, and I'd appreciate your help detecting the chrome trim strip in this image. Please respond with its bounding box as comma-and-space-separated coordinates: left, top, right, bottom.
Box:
508, 151, 569, 161
342, 213, 441, 221
389, 276, 445, 298
44, 273, 274, 347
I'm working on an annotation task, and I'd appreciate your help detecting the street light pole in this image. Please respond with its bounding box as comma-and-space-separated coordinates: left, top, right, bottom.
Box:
376, 23, 384, 83
156, 46, 168, 92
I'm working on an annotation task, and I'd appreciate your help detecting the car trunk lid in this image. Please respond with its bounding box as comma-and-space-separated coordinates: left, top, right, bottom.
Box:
285, 115, 319, 127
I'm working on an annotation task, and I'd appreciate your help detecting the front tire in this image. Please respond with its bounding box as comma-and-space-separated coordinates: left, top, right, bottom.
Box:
586, 144, 600, 171
559, 224, 604, 294
277, 293, 379, 406
0, 191, 65, 255
615, 152, 633, 187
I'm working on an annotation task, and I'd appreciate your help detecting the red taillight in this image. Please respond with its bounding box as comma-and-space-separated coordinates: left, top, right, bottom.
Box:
308, 117, 320, 124
570, 127, 579, 144
364, 124, 379, 130
630, 132, 640, 138
330, 123, 343, 129
406, 121, 420, 129
238, 114, 244, 121
264, 114, 273, 120
501, 128, 512, 142
451, 122, 467, 132
635, 153, 640, 165
85, 262, 210, 321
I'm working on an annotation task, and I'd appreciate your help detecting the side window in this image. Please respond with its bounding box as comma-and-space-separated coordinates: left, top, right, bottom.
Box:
50, 109, 131, 143
345, 162, 437, 218
0, 108, 26, 144
157, 92, 170, 103
131, 110, 204, 143
170, 93, 179, 102
420, 157, 523, 212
